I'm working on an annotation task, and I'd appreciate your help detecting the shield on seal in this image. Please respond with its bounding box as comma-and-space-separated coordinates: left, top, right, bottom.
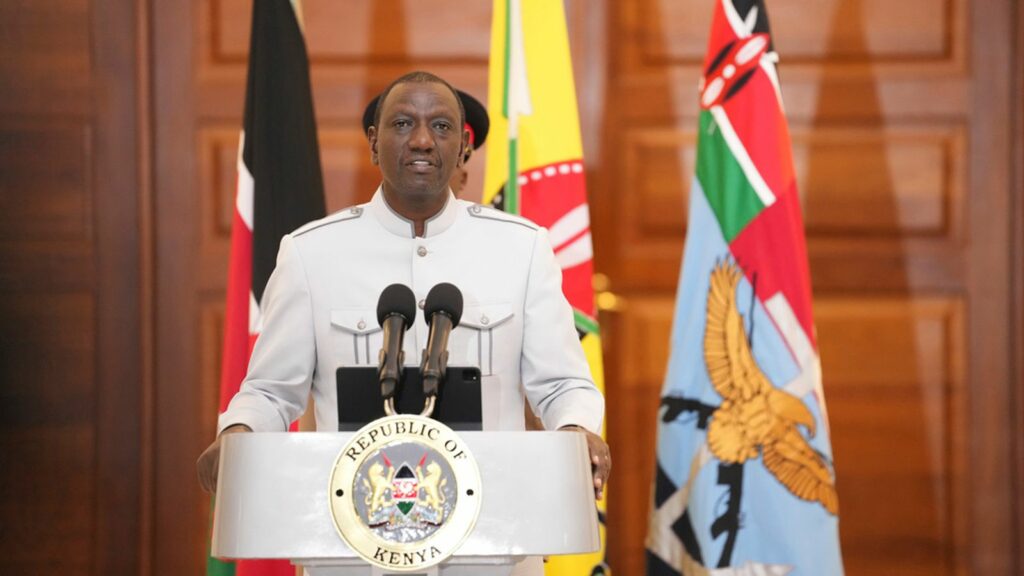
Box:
392, 464, 419, 515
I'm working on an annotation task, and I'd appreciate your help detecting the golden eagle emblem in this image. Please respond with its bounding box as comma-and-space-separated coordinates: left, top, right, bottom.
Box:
704, 262, 839, 515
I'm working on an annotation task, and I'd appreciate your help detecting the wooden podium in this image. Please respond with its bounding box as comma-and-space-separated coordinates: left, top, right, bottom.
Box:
211, 430, 600, 575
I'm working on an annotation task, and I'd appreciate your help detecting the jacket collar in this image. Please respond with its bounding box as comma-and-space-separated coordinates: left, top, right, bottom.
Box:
369, 187, 458, 238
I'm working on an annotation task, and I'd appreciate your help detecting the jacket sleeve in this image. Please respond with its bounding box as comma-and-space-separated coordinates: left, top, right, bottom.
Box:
217, 234, 316, 433
519, 228, 605, 434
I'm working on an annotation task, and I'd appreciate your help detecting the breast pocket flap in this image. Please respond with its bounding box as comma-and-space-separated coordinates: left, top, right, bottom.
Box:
459, 303, 514, 330
330, 309, 381, 335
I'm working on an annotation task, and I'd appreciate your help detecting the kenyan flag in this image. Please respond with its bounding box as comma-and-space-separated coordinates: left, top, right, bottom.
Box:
484, 1, 608, 574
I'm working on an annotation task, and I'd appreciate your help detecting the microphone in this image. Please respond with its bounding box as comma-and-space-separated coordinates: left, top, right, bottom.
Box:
420, 283, 464, 400
376, 284, 417, 405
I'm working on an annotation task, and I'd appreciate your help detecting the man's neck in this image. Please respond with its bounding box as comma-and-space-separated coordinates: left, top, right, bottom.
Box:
380, 186, 449, 237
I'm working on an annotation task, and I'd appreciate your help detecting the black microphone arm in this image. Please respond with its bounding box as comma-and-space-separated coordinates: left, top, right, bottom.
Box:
420, 283, 464, 411
376, 284, 417, 413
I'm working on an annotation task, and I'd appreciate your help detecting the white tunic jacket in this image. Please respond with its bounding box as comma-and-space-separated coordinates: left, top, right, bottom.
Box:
218, 189, 605, 436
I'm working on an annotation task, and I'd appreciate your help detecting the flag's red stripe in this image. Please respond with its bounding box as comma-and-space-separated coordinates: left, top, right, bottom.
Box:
704, 1, 740, 71
219, 198, 254, 412
720, 72, 796, 202
728, 185, 816, 348
236, 559, 293, 576
561, 261, 595, 319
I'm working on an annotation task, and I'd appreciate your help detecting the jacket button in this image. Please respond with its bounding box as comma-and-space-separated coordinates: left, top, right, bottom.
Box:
480, 315, 490, 326
418, 299, 425, 310
417, 246, 428, 257
357, 320, 366, 330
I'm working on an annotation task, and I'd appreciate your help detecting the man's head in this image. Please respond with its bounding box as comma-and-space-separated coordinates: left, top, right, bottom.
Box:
372, 71, 466, 134
363, 85, 489, 196
367, 72, 471, 217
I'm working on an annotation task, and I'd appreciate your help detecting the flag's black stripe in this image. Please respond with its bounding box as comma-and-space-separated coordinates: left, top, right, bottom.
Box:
729, 0, 774, 49
245, 0, 326, 304
705, 41, 736, 77
724, 69, 758, 104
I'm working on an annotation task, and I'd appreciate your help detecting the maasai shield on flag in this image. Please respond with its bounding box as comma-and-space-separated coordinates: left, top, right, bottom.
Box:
209, 1, 326, 575
392, 465, 419, 516
484, 1, 609, 574
646, 1, 843, 575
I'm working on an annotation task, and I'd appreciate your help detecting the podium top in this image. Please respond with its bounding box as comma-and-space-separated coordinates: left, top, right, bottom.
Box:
212, 431, 599, 563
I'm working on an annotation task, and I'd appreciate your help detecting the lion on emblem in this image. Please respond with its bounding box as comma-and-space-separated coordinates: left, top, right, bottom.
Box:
363, 461, 395, 515
416, 460, 447, 517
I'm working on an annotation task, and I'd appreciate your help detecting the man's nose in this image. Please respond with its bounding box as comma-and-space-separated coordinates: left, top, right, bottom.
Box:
408, 123, 435, 150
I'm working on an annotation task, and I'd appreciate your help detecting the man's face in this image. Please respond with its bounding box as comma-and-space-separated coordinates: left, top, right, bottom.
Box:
369, 82, 468, 208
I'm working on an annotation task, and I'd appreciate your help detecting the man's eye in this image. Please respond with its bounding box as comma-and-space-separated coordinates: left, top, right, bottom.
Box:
393, 119, 411, 128
433, 122, 452, 132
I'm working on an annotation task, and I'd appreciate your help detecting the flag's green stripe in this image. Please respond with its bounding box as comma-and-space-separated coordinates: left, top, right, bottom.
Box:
696, 110, 765, 242
206, 556, 235, 576
574, 309, 600, 335
503, 0, 518, 214
507, 139, 520, 214
502, 0, 511, 119
206, 495, 236, 576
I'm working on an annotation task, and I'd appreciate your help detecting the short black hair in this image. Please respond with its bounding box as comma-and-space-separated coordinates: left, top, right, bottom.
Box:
371, 71, 466, 134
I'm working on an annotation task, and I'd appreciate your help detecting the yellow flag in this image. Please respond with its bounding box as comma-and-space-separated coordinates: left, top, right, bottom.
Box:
485, 1, 609, 574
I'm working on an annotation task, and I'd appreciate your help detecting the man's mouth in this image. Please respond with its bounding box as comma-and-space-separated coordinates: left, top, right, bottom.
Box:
406, 159, 437, 173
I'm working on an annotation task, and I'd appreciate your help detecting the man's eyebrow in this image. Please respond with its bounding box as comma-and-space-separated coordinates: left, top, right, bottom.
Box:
384, 106, 459, 121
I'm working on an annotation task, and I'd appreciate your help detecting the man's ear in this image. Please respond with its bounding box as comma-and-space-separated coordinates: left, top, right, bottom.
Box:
458, 128, 471, 167
367, 125, 379, 166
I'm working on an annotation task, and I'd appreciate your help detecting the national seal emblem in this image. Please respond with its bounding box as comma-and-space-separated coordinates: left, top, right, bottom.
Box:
328, 414, 481, 571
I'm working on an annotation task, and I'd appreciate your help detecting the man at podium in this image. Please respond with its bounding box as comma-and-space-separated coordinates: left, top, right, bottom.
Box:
198, 71, 610, 521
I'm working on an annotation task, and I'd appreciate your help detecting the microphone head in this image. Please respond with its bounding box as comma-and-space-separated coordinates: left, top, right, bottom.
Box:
424, 283, 464, 327
376, 283, 417, 329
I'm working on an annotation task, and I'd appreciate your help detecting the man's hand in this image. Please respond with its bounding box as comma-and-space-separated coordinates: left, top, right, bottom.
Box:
196, 424, 252, 493
560, 425, 611, 500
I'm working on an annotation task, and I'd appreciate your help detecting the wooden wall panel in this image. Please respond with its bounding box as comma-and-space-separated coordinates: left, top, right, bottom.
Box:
799, 127, 963, 238
0, 294, 96, 575
619, 124, 963, 253
638, 0, 960, 64
819, 298, 967, 576
0, 0, 146, 573
213, 0, 491, 64
0, 0, 92, 116
0, 125, 93, 241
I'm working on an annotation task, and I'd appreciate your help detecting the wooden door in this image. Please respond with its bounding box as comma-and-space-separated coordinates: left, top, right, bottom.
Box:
0, 0, 146, 573
593, 1, 1021, 575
